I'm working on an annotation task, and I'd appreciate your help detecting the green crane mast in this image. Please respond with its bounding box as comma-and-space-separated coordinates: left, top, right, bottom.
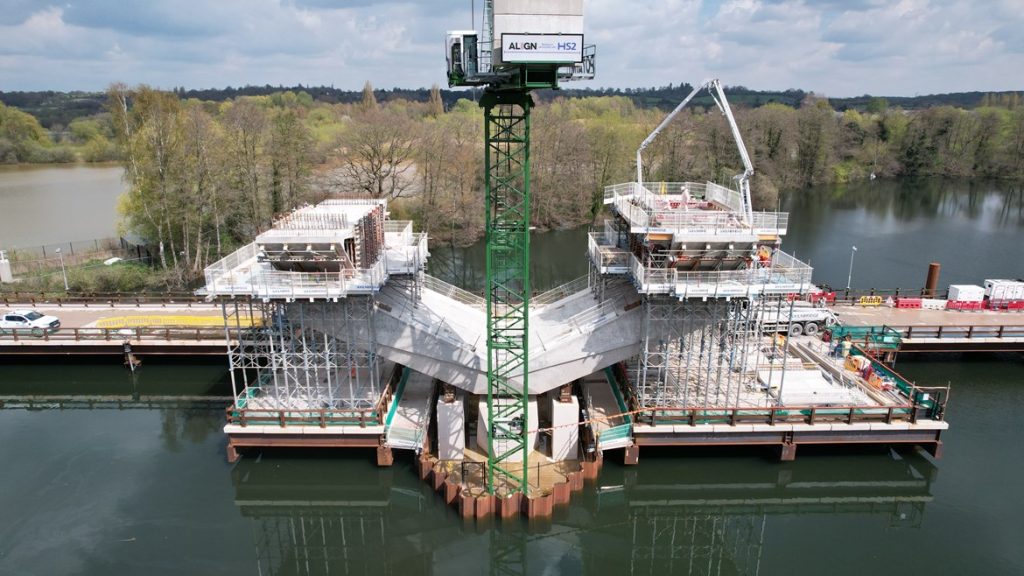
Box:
446, 1, 595, 495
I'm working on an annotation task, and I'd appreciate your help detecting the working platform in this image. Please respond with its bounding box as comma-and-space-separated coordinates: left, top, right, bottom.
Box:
833, 305, 1024, 353
592, 180, 812, 299
603, 182, 788, 240
203, 200, 427, 299
617, 331, 948, 464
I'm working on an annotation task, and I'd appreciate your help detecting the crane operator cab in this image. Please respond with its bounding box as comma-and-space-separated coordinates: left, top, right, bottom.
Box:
446, 31, 479, 86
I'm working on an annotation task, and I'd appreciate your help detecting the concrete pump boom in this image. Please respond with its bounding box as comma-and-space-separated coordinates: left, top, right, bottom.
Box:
635, 78, 754, 224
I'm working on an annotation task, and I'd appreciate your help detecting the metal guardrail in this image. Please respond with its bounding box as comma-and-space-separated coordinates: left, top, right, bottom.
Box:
892, 325, 1024, 339
1, 292, 208, 307
532, 276, 590, 307
629, 252, 813, 296
827, 288, 952, 303
829, 325, 903, 351
225, 407, 381, 428
0, 326, 240, 343
375, 291, 481, 353
605, 182, 711, 203
588, 233, 630, 273
634, 404, 927, 427
421, 274, 486, 308
849, 345, 948, 418
603, 181, 787, 234
203, 244, 389, 298
226, 363, 399, 428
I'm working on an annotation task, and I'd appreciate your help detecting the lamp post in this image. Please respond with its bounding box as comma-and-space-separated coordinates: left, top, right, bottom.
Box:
56, 247, 69, 292
846, 246, 858, 291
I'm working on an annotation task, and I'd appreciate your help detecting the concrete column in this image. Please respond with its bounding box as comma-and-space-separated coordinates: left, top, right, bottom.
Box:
477, 398, 538, 462
437, 393, 466, 461
377, 445, 394, 467
226, 442, 240, 463
780, 443, 797, 461
550, 394, 579, 461
624, 444, 640, 465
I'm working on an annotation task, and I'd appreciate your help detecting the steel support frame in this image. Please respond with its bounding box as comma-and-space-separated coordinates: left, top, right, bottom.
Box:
636, 296, 764, 410
223, 298, 381, 414
482, 90, 533, 495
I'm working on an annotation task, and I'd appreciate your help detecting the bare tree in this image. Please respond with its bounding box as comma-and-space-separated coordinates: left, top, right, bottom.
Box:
427, 84, 444, 117
336, 109, 417, 200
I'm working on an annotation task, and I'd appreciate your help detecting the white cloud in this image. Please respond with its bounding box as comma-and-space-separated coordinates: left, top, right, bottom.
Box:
0, 0, 1020, 96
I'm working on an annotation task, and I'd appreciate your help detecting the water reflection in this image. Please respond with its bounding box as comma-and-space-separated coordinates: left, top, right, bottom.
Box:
786, 178, 1024, 228
231, 449, 937, 576
584, 449, 936, 575
781, 179, 1024, 289
232, 457, 445, 576
426, 179, 1024, 294
427, 227, 592, 294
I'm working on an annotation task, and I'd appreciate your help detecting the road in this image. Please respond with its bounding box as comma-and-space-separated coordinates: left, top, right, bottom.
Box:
2, 302, 229, 328
833, 305, 1024, 328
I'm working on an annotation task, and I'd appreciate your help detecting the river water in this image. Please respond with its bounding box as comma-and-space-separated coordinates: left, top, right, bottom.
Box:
1, 170, 1023, 575
0, 164, 126, 249
427, 178, 1024, 292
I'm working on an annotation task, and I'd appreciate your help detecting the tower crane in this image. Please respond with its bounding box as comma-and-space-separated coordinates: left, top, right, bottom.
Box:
445, 1, 595, 496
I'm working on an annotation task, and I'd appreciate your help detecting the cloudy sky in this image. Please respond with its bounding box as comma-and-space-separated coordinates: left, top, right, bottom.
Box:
0, 0, 1020, 97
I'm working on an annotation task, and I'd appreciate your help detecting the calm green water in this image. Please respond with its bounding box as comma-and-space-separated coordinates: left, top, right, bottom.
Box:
1, 177, 1023, 574
781, 179, 1024, 290
0, 357, 1022, 575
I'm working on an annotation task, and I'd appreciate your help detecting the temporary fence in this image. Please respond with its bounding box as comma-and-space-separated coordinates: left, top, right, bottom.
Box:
3, 237, 156, 276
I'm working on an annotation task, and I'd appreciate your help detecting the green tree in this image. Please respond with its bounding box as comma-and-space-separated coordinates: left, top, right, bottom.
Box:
268, 107, 314, 214
109, 84, 186, 269
0, 101, 52, 162
361, 81, 378, 111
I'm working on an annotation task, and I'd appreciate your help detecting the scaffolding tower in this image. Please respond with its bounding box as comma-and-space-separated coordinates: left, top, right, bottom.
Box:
223, 298, 382, 414
205, 199, 428, 420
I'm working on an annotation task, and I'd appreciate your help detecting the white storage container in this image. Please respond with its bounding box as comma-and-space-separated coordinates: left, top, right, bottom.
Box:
984, 279, 1024, 301
948, 284, 985, 302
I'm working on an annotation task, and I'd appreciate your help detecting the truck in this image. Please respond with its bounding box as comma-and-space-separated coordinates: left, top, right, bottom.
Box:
744, 301, 837, 337
0, 309, 61, 336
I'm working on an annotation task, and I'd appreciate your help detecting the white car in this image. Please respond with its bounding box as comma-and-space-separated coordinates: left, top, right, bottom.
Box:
0, 310, 61, 336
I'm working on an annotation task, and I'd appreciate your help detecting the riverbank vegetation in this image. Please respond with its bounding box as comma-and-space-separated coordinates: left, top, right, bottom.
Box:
19, 83, 1020, 290
0, 101, 119, 163
7, 260, 167, 295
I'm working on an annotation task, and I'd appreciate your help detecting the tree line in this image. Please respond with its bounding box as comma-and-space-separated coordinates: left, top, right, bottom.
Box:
40, 83, 1023, 289
5, 85, 1022, 129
